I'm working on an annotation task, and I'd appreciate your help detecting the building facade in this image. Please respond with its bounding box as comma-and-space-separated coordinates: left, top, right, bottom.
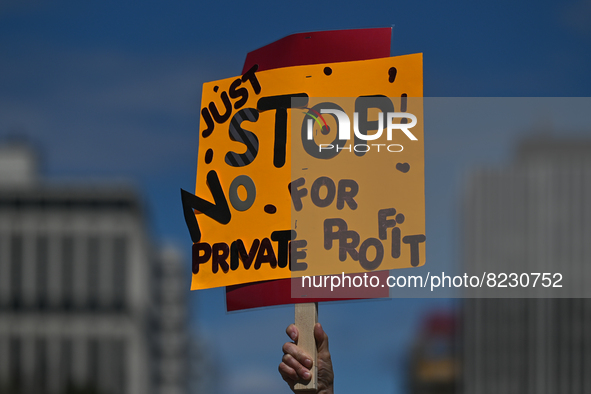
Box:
0, 142, 191, 394
462, 136, 591, 394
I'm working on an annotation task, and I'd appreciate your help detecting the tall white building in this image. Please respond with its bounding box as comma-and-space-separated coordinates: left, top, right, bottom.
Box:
462, 136, 591, 394
0, 141, 192, 394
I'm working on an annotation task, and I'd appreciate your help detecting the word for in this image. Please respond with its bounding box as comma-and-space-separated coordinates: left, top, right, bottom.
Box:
289, 176, 358, 212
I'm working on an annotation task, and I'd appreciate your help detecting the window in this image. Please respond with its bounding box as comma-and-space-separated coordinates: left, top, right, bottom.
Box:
112, 339, 126, 394
87, 338, 99, 388
61, 236, 74, 309
36, 236, 49, 309
10, 234, 23, 309
34, 338, 47, 393
60, 339, 72, 390
87, 236, 100, 309
9, 336, 21, 389
113, 236, 127, 310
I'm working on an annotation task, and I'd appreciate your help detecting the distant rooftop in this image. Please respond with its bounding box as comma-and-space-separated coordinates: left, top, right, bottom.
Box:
517, 135, 591, 163
0, 140, 142, 214
0, 140, 39, 186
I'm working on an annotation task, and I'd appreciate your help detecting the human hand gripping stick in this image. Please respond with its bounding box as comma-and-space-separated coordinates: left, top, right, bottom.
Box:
279, 323, 334, 394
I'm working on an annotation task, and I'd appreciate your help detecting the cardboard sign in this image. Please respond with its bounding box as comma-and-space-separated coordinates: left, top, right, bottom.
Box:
186, 54, 424, 290
227, 28, 393, 311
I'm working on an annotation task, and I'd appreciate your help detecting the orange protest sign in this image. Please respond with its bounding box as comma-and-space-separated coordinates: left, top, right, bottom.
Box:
185, 53, 424, 290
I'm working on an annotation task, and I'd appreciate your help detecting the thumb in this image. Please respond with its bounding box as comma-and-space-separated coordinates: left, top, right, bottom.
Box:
314, 323, 329, 353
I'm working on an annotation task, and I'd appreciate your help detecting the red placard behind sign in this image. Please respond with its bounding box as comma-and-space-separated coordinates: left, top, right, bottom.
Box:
242, 28, 392, 74
227, 28, 393, 311
226, 273, 391, 312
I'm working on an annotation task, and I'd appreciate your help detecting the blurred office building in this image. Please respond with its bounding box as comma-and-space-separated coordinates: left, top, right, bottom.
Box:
462, 136, 591, 393
0, 141, 194, 394
408, 311, 460, 394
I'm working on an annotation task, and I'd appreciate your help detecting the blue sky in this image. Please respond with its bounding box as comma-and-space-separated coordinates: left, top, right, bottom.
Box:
1, 1, 591, 393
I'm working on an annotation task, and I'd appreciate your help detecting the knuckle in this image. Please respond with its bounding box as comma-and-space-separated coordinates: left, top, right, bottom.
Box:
282, 354, 293, 364
282, 342, 291, 353
279, 362, 297, 381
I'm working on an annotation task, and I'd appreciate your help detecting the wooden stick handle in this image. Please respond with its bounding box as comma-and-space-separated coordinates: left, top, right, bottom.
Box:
294, 302, 318, 392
